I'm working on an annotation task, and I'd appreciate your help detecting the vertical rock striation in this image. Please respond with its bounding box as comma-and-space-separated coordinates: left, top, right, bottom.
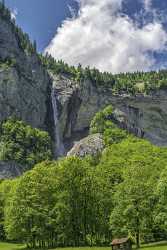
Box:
51, 74, 167, 149
0, 13, 52, 131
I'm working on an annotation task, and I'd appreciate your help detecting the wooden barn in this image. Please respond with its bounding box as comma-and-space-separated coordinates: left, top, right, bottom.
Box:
111, 237, 132, 250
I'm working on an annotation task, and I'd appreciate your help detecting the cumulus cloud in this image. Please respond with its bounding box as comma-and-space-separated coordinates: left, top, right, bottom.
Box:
10, 8, 18, 20
45, 0, 167, 73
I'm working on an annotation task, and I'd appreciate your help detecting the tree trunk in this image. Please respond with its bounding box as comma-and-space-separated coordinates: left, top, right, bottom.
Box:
136, 231, 140, 249
136, 214, 140, 249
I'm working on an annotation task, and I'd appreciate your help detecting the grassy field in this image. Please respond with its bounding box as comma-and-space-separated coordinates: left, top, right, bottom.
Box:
1, 242, 167, 250
0, 242, 25, 250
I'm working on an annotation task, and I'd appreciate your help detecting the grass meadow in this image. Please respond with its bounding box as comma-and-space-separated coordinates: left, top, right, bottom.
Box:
1, 242, 167, 250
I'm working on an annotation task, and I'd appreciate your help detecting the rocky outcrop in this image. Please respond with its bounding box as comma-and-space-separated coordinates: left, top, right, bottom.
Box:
67, 133, 105, 157
0, 161, 25, 179
52, 74, 167, 147
0, 15, 52, 131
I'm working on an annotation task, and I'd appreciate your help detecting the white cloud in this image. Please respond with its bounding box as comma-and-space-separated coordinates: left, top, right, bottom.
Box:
45, 0, 167, 73
143, 0, 152, 12
10, 8, 18, 20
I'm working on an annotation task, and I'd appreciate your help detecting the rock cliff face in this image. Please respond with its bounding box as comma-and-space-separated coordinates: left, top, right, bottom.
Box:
0, 161, 24, 179
52, 74, 167, 148
0, 15, 52, 131
67, 133, 105, 157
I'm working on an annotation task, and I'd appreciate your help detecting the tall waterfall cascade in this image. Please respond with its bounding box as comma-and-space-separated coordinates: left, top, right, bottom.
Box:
51, 88, 65, 157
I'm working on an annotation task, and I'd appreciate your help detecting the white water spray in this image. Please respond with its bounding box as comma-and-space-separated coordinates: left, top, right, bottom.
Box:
51, 88, 65, 157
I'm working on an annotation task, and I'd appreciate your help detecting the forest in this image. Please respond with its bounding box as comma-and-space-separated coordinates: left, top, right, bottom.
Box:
41, 54, 167, 95
0, 118, 52, 168
1, 107, 167, 249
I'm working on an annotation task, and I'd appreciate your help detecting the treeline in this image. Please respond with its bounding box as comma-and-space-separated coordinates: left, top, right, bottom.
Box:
1, 108, 167, 248
41, 54, 167, 95
0, 1, 37, 55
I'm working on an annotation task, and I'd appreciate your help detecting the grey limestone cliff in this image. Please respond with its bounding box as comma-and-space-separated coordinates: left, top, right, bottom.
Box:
67, 133, 105, 157
51, 74, 167, 149
0, 161, 24, 179
0, 15, 52, 130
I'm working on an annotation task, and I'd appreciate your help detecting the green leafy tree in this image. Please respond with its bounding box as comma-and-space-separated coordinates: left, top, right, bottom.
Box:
0, 179, 18, 241
110, 139, 167, 248
103, 127, 127, 145
1, 131, 167, 248
90, 105, 114, 134
40, 54, 167, 95
4, 162, 59, 248
0, 118, 52, 167
154, 166, 167, 240
90, 105, 127, 145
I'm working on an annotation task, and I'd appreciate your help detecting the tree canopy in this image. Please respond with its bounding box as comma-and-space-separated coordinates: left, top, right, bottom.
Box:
1, 136, 167, 248
40, 54, 167, 95
90, 105, 128, 146
0, 118, 52, 167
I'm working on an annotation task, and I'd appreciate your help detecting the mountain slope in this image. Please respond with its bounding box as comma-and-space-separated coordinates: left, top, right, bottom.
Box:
0, 3, 52, 131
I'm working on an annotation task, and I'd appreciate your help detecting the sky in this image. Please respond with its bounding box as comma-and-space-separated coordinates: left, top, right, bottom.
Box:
4, 0, 167, 73
4, 0, 78, 51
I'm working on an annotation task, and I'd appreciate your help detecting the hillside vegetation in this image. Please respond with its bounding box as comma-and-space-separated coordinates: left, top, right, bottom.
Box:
0, 118, 52, 168
0, 107, 167, 248
41, 54, 167, 95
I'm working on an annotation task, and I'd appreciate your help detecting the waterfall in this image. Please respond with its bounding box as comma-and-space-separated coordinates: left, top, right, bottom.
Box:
51, 88, 65, 157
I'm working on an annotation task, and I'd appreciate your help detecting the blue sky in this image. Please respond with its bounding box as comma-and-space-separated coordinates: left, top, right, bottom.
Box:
3, 0, 167, 73
5, 0, 78, 51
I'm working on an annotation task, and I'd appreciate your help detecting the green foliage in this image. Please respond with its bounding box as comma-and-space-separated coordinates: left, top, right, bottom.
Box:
3, 158, 102, 248
90, 105, 114, 134
0, 58, 16, 69
0, 118, 52, 167
40, 54, 84, 81
0, 137, 167, 247
0, 179, 18, 241
90, 105, 128, 145
40, 54, 167, 95
109, 139, 167, 247
154, 166, 167, 239
4, 164, 57, 247
103, 127, 128, 145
